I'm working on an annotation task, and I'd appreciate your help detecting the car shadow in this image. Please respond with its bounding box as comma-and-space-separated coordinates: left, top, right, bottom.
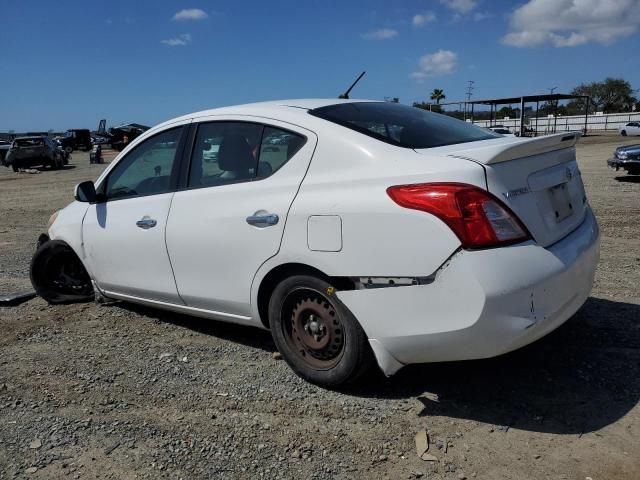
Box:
116, 302, 275, 352
348, 296, 640, 434
117, 297, 639, 435
615, 175, 640, 183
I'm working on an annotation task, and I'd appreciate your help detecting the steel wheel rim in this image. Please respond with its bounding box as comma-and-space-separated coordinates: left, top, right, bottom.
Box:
281, 287, 345, 370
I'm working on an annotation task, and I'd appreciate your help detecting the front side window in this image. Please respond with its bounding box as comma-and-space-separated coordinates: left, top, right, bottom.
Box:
104, 127, 183, 200
310, 102, 498, 149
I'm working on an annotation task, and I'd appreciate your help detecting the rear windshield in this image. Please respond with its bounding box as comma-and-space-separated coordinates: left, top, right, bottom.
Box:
15, 138, 44, 147
309, 102, 497, 149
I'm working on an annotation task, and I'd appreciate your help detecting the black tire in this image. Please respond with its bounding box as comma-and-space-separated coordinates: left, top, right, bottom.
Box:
64, 146, 73, 154
621, 130, 627, 136
11, 162, 19, 172
30, 240, 94, 304
268, 275, 373, 387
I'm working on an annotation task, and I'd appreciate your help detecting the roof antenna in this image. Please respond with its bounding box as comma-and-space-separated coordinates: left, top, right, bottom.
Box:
339, 71, 366, 99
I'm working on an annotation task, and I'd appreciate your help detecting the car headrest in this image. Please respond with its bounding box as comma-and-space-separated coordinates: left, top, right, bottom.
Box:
218, 134, 255, 171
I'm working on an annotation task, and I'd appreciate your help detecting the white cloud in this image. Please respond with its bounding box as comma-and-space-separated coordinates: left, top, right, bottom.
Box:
361, 28, 399, 40
161, 33, 192, 46
440, 0, 478, 14
473, 12, 492, 21
410, 49, 458, 82
172, 8, 208, 21
502, 0, 640, 48
412, 12, 436, 27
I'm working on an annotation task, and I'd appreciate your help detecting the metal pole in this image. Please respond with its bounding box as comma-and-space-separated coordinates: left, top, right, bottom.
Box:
471, 103, 474, 123
583, 96, 589, 135
519, 97, 525, 136
535, 101, 539, 137
553, 97, 558, 134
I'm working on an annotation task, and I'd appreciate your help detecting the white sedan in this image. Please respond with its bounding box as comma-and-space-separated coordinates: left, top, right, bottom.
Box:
31, 99, 600, 387
619, 121, 640, 136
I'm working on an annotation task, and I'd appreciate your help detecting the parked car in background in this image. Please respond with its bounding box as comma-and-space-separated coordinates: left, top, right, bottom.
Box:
607, 144, 640, 175
4, 136, 65, 171
619, 122, 640, 136
57, 129, 92, 153
31, 99, 599, 387
0, 140, 11, 164
488, 126, 516, 137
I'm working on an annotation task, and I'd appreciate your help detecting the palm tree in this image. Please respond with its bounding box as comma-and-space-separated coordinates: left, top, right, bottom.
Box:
430, 89, 446, 104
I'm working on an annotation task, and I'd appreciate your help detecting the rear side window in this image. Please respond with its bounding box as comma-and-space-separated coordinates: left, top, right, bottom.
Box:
257, 127, 305, 179
310, 102, 497, 149
188, 122, 306, 188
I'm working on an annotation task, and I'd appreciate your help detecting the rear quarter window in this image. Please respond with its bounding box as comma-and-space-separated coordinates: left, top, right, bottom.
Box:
309, 102, 497, 149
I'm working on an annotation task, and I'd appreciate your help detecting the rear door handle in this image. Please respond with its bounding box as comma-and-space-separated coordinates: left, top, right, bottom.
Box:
136, 217, 157, 229
246, 213, 279, 228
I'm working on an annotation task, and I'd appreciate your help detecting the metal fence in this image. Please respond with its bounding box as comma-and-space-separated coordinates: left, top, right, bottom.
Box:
473, 111, 640, 134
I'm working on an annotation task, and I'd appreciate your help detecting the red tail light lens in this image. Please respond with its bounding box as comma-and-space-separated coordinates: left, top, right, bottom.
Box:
387, 183, 530, 249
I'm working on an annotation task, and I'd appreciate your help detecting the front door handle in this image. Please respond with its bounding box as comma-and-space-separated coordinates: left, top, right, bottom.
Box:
246, 213, 279, 228
136, 217, 157, 229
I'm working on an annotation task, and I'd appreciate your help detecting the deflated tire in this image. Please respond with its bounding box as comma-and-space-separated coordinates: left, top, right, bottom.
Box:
30, 240, 94, 304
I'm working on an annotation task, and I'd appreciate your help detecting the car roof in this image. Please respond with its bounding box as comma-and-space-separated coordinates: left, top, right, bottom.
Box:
156, 98, 382, 130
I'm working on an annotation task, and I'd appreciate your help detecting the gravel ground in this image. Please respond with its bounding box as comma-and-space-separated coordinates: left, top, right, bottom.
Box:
1, 137, 639, 479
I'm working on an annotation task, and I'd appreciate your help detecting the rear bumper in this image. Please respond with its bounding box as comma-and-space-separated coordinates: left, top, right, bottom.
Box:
338, 208, 600, 375
608, 157, 640, 170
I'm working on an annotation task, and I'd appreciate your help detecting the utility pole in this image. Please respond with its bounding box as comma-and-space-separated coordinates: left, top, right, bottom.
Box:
548, 86, 558, 133
464, 80, 474, 120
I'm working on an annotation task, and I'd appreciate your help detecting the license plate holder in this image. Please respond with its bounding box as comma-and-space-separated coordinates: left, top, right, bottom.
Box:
548, 183, 573, 223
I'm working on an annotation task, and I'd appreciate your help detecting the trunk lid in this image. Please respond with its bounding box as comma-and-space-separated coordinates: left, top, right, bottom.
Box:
416, 133, 587, 247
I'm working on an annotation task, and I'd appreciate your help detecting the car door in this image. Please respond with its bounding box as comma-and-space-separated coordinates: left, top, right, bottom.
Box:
166, 119, 316, 318
83, 125, 187, 303
631, 123, 640, 135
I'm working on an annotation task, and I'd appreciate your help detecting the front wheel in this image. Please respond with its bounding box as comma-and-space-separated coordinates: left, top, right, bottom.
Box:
30, 240, 94, 304
268, 275, 373, 387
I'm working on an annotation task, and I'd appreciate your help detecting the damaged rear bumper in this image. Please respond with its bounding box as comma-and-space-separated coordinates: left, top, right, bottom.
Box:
337, 208, 600, 376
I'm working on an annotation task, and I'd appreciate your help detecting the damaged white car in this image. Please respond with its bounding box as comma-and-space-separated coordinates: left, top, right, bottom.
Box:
31, 100, 600, 387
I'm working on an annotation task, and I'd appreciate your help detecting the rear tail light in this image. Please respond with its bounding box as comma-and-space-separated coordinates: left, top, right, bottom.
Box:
387, 183, 530, 249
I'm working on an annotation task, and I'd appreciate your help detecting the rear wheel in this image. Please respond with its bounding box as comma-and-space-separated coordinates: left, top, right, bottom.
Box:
268, 275, 373, 387
621, 130, 627, 136
11, 161, 19, 172
30, 240, 94, 304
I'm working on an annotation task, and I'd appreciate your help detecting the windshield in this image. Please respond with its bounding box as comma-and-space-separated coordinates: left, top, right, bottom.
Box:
309, 102, 498, 149
15, 138, 44, 147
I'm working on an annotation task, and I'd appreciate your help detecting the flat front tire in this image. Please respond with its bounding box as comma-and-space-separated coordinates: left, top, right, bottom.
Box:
268, 275, 373, 387
30, 240, 94, 304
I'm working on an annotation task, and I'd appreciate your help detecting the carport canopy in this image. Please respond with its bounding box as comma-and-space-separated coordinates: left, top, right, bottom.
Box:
429, 93, 591, 136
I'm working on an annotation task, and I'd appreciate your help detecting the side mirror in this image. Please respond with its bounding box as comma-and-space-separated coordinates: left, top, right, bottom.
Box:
74, 181, 97, 203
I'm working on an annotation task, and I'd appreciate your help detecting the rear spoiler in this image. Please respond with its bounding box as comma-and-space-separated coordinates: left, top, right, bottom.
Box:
446, 132, 580, 165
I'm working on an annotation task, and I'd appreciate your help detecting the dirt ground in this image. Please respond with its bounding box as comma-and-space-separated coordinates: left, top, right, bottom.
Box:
1, 136, 639, 480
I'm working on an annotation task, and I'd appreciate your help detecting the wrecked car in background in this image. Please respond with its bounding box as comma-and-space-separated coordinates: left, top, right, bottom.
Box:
30, 99, 599, 387
608, 144, 640, 176
4, 136, 66, 171
0, 140, 11, 164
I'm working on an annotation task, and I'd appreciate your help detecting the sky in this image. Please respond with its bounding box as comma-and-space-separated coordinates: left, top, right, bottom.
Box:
1, 0, 639, 131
